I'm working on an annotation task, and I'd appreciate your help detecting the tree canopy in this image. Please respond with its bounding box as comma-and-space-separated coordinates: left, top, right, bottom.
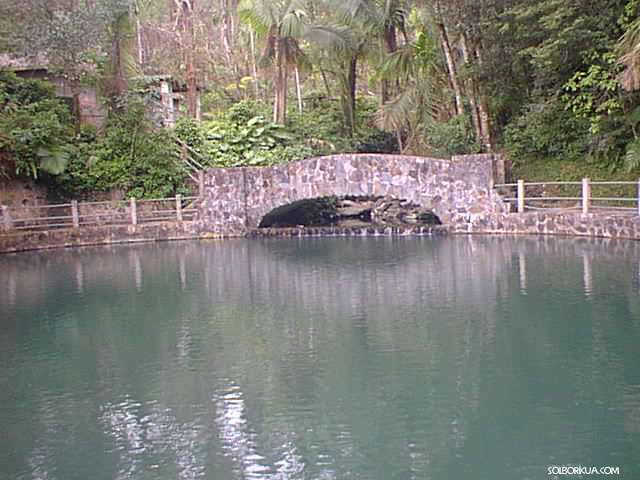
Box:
2, 0, 640, 193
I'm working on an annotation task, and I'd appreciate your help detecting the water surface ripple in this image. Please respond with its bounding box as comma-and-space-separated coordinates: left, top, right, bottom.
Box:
1, 237, 639, 480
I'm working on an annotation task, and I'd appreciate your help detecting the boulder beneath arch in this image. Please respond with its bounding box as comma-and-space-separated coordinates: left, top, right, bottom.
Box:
258, 195, 441, 229
371, 197, 441, 226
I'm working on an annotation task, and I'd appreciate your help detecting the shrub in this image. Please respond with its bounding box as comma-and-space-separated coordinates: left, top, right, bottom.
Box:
0, 71, 74, 179
504, 101, 591, 164
52, 99, 188, 199
423, 115, 480, 156
176, 97, 395, 168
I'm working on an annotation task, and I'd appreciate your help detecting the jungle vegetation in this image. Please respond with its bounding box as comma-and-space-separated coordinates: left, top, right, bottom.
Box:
2, 0, 640, 198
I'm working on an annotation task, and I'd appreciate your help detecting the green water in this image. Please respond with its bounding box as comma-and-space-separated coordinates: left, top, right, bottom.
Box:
1, 237, 639, 480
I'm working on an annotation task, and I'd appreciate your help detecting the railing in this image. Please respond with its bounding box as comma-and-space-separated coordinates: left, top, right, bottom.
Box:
1, 195, 199, 232
175, 137, 206, 192
495, 179, 640, 215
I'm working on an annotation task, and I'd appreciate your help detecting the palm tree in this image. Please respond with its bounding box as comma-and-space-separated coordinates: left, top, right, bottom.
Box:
308, 16, 362, 136
239, 0, 351, 124
340, 0, 408, 103
376, 29, 448, 152
238, 0, 309, 124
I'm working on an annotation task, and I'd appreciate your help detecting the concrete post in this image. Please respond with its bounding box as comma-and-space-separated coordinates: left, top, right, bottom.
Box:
198, 170, 205, 198
130, 197, 137, 226
517, 180, 525, 214
493, 154, 506, 185
176, 194, 183, 222
71, 200, 80, 228
582, 178, 591, 215
1, 205, 12, 231
637, 179, 640, 216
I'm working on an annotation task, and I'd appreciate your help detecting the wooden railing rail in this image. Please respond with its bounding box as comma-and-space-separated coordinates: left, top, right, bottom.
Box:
494, 179, 640, 215
0, 196, 199, 233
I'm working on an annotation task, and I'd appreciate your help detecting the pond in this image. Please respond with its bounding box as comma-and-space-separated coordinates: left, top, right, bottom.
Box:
1, 237, 639, 480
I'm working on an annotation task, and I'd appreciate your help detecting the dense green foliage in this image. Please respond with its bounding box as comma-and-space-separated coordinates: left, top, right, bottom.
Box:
0, 72, 190, 199
495, 0, 640, 172
175, 102, 314, 167
422, 116, 480, 157
4, 0, 640, 199
175, 99, 396, 168
0, 72, 74, 179
53, 100, 188, 199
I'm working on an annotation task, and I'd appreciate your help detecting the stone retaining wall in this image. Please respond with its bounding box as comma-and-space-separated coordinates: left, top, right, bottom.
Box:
0, 222, 204, 254
459, 212, 640, 240
2, 212, 640, 254
247, 214, 640, 241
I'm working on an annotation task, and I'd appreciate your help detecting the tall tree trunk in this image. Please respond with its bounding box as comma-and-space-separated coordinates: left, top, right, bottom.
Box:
295, 66, 303, 113
273, 37, 287, 124
221, 0, 235, 74
380, 24, 397, 104
249, 28, 259, 99
320, 69, 332, 98
111, 20, 127, 101
70, 81, 82, 134
475, 45, 493, 152
349, 56, 356, 124
340, 56, 357, 136
477, 97, 492, 152
460, 31, 482, 145
135, 7, 144, 66
436, 22, 463, 117
181, 0, 198, 119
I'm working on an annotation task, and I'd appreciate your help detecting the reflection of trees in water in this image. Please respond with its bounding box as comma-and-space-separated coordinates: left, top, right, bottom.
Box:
1, 237, 640, 479
100, 398, 210, 480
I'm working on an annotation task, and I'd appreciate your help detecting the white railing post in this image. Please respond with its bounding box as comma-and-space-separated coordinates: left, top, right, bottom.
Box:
582, 178, 590, 215
71, 200, 80, 228
637, 179, 640, 217
130, 197, 137, 225
517, 179, 525, 213
176, 194, 183, 222
1, 205, 12, 231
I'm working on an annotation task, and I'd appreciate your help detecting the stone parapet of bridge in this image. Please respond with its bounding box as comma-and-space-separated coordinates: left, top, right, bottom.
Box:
196, 153, 510, 236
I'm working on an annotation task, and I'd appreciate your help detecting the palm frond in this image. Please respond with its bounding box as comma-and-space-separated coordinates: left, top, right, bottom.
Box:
378, 44, 416, 80
624, 138, 640, 171
238, 0, 277, 36
304, 24, 353, 54
617, 18, 640, 91
281, 8, 307, 38
376, 88, 417, 131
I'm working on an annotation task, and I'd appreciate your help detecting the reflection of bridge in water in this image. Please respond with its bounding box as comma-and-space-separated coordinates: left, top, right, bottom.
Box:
2, 236, 639, 310
1, 237, 640, 479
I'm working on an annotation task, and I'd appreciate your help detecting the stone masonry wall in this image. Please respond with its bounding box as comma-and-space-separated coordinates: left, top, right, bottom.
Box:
196, 154, 509, 235
459, 211, 640, 240
0, 222, 202, 254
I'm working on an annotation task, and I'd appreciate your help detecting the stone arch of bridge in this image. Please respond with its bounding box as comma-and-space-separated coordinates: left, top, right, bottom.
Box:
196, 154, 507, 235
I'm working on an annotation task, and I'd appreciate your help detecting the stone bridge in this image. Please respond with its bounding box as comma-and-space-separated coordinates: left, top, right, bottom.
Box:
196, 154, 509, 235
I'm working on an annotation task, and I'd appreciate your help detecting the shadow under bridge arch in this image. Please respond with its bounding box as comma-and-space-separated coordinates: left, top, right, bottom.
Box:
258, 195, 442, 229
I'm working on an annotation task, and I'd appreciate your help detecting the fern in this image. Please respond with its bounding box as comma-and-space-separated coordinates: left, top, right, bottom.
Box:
624, 138, 640, 172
